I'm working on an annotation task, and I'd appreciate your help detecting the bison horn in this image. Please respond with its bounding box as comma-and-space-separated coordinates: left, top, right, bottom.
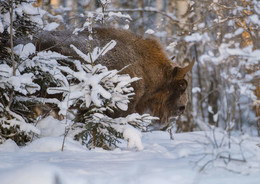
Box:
175, 58, 195, 80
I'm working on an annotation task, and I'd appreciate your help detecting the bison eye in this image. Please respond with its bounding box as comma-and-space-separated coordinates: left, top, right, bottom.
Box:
177, 79, 188, 92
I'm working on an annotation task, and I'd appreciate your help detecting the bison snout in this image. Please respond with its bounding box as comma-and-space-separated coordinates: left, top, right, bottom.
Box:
177, 106, 185, 115
179, 106, 185, 112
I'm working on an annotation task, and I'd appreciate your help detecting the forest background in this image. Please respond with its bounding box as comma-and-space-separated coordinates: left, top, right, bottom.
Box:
35, 0, 260, 134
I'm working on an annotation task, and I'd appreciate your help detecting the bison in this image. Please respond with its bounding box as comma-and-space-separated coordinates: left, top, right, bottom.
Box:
33, 27, 194, 129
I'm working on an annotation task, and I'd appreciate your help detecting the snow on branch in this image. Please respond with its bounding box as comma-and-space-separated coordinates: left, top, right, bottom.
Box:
0, 64, 40, 95
0, 107, 40, 135
70, 40, 116, 64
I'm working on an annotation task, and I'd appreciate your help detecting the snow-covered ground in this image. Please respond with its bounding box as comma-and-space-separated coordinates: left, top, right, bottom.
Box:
0, 129, 260, 184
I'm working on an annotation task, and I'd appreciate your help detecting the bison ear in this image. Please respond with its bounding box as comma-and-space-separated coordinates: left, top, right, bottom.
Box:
171, 66, 179, 79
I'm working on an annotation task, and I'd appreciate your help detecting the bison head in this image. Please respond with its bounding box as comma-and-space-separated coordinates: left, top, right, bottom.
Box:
136, 58, 195, 130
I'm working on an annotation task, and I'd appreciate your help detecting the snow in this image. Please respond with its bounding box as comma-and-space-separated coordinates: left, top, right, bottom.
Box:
44, 22, 60, 31
166, 42, 177, 52
70, 40, 116, 64
145, 29, 155, 34
36, 116, 66, 137
192, 87, 201, 93
122, 125, 143, 150
184, 32, 210, 43
70, 44, 91, 63
208, 106, 214, 114
51, 44, 138, 117
213, 113, 219, 122
0, 127, 260, 184
249, 14, 260, 26
100, 0, 111, 4
0, 139, 19, 152
14, 43, 36, 59
21, 137, 87, 153
0, 107, 40, 134
12, 2, 45, 28
0, 18, 3, 33
108, 12, 132, 20
4, 72, 40, 95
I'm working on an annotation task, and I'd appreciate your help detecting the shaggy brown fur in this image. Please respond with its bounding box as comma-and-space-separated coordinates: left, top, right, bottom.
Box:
34, 27, 193, 129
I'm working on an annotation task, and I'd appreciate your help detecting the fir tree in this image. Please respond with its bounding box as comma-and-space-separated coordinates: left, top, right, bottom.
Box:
0, 0, 154, 150
47, 43, 155, 150
0, 0, 45, 145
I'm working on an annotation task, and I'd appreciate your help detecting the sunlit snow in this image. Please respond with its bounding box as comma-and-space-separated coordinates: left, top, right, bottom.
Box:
0, 128, 260, 184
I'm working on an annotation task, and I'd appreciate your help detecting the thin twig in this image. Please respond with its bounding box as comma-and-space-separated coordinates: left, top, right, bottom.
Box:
105, 8, 179, 24
219, 156, 246, 162
0, 132, 17, 138
61, 127, 69, 151
61, 84, 71, 151
9, 0, 15, 76
8, 0, 15, 109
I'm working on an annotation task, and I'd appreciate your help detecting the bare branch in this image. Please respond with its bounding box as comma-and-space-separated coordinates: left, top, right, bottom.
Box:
105, 8, 180, 24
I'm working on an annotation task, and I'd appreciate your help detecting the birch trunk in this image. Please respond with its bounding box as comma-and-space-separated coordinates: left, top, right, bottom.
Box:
166, 0, 175, 37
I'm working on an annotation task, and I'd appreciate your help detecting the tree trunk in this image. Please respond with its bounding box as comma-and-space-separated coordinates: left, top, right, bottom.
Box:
138, 0, 144, 34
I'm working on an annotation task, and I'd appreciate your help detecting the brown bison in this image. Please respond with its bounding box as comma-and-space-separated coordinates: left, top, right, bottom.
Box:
34, 27, 194, 129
